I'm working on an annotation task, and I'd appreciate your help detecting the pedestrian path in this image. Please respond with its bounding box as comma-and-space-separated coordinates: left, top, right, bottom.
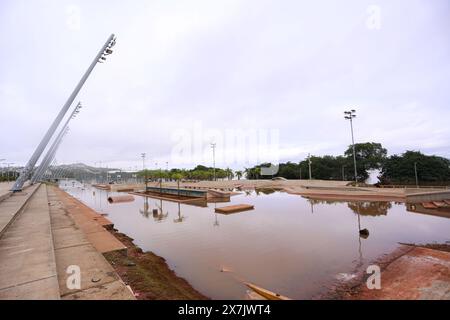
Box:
48, 186, 134, 300
0, 184, 60, 299
0, 184, 39, 238
0, 183, 134, 300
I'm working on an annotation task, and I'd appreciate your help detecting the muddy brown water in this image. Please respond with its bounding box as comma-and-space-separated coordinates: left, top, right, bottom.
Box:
61, 181, 450, 300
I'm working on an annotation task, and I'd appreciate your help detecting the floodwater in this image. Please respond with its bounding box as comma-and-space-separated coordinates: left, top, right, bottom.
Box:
61, 181, 450, 300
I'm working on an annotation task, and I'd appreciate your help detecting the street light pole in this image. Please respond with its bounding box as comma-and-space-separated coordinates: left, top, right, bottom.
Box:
299, 162, 302, 180
11, 34, 116, 192
33, 126, 70, 182
308, 153, 312, 180
141, 153, 146, 170
32, 102, 82, 183
141, 153, 147, 189
344, 109, 358, 185
414, 162, 419, 188
211, 143, 216, 181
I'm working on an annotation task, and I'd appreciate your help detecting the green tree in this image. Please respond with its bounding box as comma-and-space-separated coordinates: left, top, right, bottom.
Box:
171, 172, 185, 196
379, 151, 450, 185
344, 142, 387, 181
137, 169, 154, 188
245, 167, 261, 180
224, 168, 234, 180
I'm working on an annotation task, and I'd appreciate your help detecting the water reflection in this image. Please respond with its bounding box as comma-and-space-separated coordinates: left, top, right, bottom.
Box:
308, 199, 392, 217
348, 202, 391, 216
173, 203, 187, 223
138, 196, 169, 222
61, 182, 450, 300
139, 197, 150, 218
255, 188, 276, 195
153, 199, 169, 222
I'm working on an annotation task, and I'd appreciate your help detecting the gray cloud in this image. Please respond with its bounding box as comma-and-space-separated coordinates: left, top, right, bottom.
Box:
1, 0, 449, 170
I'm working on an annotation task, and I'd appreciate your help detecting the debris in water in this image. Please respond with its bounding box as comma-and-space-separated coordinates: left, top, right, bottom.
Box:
107, 195, 135, 203
215, 204, 254, 214
335, 273, 357, 282
245, 282, 291, 300
359, 228, 370, 239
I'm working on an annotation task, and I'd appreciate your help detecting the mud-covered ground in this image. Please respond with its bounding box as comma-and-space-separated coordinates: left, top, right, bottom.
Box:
320, 243, 450, 300
104, 230, 209, 300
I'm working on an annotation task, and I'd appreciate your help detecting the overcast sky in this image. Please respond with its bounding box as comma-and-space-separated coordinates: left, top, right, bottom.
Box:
1, 0, 449, 171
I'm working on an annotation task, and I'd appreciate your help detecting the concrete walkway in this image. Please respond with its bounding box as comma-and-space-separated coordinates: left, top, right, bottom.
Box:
47, 186, 134, 300
0, 183, 134, 300
0, 182, 13, 202
51, 187, 127, 254
0, 184, 60, 299
0, 184, 39, 238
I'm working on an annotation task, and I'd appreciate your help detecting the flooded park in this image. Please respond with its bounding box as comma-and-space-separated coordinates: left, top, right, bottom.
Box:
60, 181, 450, 300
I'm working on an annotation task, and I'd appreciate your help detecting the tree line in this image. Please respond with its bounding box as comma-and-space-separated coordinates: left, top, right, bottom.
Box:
245, 142, 450, 185
35, 143, 450, 186
137, 165, 241, 182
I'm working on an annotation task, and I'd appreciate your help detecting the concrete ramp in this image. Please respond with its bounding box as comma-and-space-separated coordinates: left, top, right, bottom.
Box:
0, 184, 60, 299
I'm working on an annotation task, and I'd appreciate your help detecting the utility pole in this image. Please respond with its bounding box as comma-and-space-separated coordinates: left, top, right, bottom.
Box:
141, 153, 146, 170
414, 162, 419, 188
342, 165, 346, 181
344, 109, 358, 185
12, 34, 116, 192
299, 162, 302, 180
211, 143, 216, 181
166, 161, 169, 182
141, 153, 147, 189
308, 154, 312, 180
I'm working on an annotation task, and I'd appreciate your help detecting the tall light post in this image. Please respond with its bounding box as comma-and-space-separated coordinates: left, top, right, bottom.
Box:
33, 126, 70, 183
414, 162, 419, 188
308, 153, 312, 180
12, 34, 116, 192
141, 153, 148, 189
299, 161, 302, 180
211, 143, 216, 181
141, 153, 146, 170
344, 109, 358, 184
32, 102, 82, 183
166, 161, 169, 182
